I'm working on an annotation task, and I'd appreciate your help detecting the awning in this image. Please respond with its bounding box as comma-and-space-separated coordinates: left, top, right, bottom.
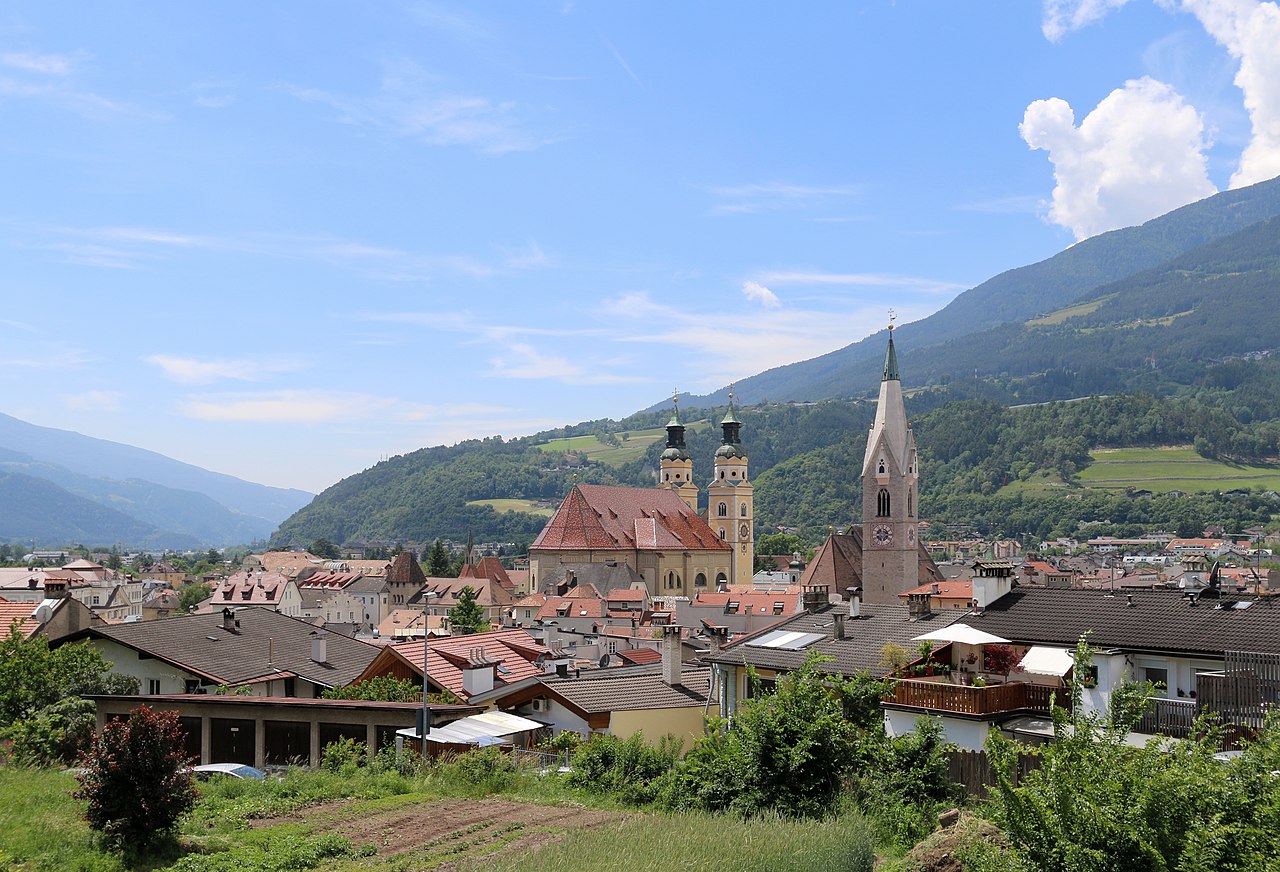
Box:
423, 711, 547, 746
1018, 645, 1074, 677
912, 624, 1010, 645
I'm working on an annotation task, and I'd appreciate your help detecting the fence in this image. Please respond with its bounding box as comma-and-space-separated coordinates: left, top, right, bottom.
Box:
1135, 697, 1197, 738
511, 748, 572, 772
946, 749, 1042, 799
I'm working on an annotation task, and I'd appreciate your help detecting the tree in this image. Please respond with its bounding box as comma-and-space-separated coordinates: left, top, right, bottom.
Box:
425, 539, 451, 577
448, 586, 488, 635
309, 537, 341, 560
983, 643, 1020, 678
178, 581, 211, 613
75, 705, 195, 852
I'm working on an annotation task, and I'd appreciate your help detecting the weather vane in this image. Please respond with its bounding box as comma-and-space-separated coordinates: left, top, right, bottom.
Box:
673, 388, 679, 410
888, 308, 896, 331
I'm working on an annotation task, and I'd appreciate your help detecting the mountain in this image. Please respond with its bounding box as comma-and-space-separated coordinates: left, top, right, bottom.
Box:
0, 472, 200, 549
271, 180, 1280, 550
667, 174, 1280, 407
0, 414, 313, 547
0, 413, 311, 524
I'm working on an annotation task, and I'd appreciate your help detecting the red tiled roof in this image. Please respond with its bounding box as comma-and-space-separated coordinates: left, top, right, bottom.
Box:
387, 552, 427, 586
0, 599, 38, 639
298, 571, 363, 589
537, 597, 608, 620
605, 588, 646, 602
210, 571, 292, 605
364, 629, 550, 701
531, 485, 729, 553
616, 648, 661, 665
900, 580, 973, 600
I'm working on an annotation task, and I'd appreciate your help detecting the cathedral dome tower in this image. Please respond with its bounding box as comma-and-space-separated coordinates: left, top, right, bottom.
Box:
659, 392, 699, 512
708, 391, 753, 584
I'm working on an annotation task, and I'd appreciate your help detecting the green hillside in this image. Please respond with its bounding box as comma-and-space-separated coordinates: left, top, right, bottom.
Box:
668, 174, 1280, 408
1077, 447, 1280, 494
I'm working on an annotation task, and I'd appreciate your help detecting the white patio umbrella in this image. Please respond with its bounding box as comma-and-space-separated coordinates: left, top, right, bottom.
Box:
911, 624, 1010, 646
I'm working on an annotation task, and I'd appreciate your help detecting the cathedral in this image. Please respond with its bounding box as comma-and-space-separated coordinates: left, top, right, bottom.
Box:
529, 322, 937, 603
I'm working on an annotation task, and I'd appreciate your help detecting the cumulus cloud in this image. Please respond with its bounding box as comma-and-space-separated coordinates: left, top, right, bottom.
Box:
1169, 0, 1280, 187
1041, 0, 1135, 40
741, 280, 780, 308
1020, 76, 1216, 240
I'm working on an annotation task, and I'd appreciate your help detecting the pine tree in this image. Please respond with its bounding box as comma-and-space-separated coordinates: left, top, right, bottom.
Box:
448, 585, 488, 635
426, 539, 451, 577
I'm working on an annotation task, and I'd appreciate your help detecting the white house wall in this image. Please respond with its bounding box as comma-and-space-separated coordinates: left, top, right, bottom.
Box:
885, 709, 990, 752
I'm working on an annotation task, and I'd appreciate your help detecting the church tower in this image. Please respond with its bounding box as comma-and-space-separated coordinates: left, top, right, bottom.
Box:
708, 393, 753, 584
658, 393, 699, 513
861, 319, 920, 605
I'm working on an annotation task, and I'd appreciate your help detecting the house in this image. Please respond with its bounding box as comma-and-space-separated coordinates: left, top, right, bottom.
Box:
375, 609, 451, 640
199, 570, 304, 617
503, 628, 714, 745
883, 584, 1280, 750
1, 591, 100, 642
67, 606, 380, 697
242, 550, 323, 577
354, 629, 551, 704
898, 579, 974, 611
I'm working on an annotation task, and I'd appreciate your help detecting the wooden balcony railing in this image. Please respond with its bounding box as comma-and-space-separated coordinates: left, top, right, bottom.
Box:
1135, 697, 1196, 738
888, 678, 1066, 717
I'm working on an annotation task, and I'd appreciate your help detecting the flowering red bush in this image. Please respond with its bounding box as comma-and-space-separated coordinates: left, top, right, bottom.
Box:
983, 644, 1021, 677
74, 704, 195, 852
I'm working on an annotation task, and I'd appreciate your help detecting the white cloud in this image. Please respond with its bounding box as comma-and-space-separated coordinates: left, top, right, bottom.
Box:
179, 390, 397, 423
1, 51, 74, 76
282, 58, 546, 155
706, 182, 860, 215
1168, 0, 1280, 187
1020, 76, 1216, 240
147, 355, 305, 385
1041, 0, 1135, 40
487, 343, 649, 385
755, 271, 965, 292
741, 280, 780, 308
64, 390, 122, 412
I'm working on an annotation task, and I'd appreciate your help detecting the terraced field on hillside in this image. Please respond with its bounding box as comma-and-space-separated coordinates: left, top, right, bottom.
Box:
1077, 446, 1280, 493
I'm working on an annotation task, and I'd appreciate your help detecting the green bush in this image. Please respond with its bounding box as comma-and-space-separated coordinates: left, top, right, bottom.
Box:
167, 832, 372, 872
440, 746, 518, 792
567, 733, 680, 805
320, 736, 366, 775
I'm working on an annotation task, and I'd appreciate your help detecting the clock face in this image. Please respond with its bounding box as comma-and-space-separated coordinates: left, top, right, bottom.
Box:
739, 523, 750, 539
873, 524, 894, 547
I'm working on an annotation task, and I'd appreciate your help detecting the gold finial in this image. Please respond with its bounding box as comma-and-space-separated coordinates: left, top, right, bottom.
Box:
672, 388, 679, 411
728, 382, 735, 404
888, 308, 896, 331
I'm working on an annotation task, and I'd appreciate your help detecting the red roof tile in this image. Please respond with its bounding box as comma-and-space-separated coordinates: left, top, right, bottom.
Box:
364, 629, 550, 701
531, 485, 729, 553
616, 648, 661, 665
0, 599, 38, 639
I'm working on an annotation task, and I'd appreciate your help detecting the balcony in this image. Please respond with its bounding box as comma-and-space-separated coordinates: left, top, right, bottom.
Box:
1134, 697, 1196, 738
887, 677, 1067, 718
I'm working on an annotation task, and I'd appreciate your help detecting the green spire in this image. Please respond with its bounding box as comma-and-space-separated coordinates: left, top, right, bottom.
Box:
882, 330, 899, 382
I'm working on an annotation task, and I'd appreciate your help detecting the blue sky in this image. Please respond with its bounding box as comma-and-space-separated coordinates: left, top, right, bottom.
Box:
2, 1, 1277, 493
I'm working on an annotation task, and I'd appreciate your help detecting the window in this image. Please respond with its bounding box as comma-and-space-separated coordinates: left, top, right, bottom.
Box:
664, 472, 670, 481
719, 528, 726, 540
740, 502, 748, 517
717, 501, 728, 517
878, 459, 885, 474
877, 488, 891, 518
695, 572, 707, 587
148, 679, 161, 695
908, 491, 913, 517
720, 470, 725, 479
184, 680, 200, 694
716, 572, 727, 585
1143, 667, 1169, 690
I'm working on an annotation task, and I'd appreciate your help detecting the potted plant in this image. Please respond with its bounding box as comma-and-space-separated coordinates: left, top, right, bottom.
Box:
972, 676, 987, 687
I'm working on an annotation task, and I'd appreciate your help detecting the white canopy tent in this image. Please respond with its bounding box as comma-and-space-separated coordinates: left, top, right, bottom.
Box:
1017, 645, 1074, 677
912, 624, 1010, 646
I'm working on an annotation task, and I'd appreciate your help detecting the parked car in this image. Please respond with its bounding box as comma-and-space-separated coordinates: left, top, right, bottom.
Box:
189, 763, 266, 780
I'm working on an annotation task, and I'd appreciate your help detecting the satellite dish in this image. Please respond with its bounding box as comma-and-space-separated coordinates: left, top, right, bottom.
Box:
34, 605, 53, 623
598, 654, 611, 668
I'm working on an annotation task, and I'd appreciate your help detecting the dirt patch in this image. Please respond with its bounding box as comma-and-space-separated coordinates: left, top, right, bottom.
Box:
261, 796, 626, 868
898, 812, 1008, 872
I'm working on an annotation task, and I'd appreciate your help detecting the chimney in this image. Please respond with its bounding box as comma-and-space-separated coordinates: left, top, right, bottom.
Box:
847, 587, 862, 619
545, 626, 558, 649
661, 625, 682, 686
311, 630, 328, 664
832, 613, 846, 641
708, 625, 728, 655
221, 607, 236, 633
801, 584, 828, 613
908, 592, 933, 619
43, 578, 69, 600
462, 647, 496, 696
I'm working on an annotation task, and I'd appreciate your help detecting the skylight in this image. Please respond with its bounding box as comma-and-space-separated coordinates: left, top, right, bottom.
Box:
746, 630, 825, 650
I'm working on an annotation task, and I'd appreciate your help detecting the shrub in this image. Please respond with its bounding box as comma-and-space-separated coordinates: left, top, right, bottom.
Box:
568, 733, 680, 805
74, 705, 195, 853
441, 746, 518, 792
320, 736, 366, 774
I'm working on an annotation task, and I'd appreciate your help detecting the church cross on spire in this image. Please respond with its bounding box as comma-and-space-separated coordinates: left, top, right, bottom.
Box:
882, 314, 900, 382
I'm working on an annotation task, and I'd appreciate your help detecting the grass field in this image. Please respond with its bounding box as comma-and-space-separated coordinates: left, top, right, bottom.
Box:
1078, 446, 1280, 493
1025, 294, 1115, 326
465, 499, 555, 517
0, 763, 875, 872
534, 422, 711, 468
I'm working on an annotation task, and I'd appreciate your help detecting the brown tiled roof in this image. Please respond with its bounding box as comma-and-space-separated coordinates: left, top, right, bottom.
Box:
966, 588, 1280, 657
616, 648, 661, 665
387, 552, 427, 586
76, 607, 379, 687
540, 663, 710, 713
210, 571, 292, 606
705, 602, 962, 677
531, 485, 730, 553
460, 557, 515, 591
900, 580, 972, 600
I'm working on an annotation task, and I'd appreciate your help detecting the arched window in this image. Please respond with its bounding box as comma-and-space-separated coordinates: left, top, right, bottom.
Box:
664, 472, 670, 481
878, 459, 886, 475
908, 491, 913, 517
717, 501, 728, 517
695, 572, 707, 587
719, 528, 726, 540
720, 470, 725, 479
716, 572, 727, 585
877, 488, 891, 518
740, 502, 748, 517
